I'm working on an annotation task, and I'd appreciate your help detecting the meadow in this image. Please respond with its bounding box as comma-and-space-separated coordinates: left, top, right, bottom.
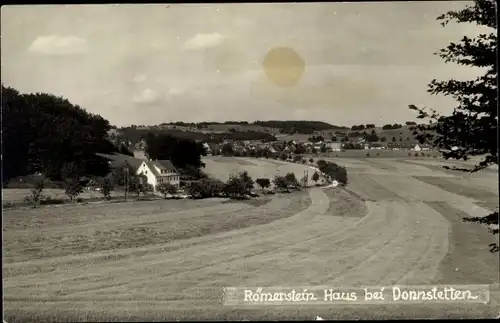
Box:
3, 156, 499, 321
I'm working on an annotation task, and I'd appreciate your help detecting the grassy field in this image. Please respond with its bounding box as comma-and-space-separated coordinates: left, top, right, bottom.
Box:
3, 156, 499, 321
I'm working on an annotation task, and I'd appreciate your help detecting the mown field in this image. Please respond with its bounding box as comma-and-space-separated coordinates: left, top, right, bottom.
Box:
3, 157, 499, 321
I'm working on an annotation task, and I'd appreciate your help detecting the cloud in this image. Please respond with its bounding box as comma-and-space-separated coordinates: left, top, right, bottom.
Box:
133, 88, 160, 104
168, 86, 186, 96
183, 33, 224, 51
132, 74, 147, 83
28, 35, 88, 55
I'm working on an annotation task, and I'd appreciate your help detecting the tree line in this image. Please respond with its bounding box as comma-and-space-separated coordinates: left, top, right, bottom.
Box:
119, 126, 276, 145
2, 85, 120, 184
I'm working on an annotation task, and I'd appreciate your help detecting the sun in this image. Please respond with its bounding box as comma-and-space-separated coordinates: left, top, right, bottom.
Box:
262, 47, 306, 87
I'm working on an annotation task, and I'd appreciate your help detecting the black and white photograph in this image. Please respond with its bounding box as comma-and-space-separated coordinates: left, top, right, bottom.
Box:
1, 1, 498, 321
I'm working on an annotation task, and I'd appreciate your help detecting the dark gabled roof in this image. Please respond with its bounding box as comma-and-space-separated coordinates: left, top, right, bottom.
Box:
153, 160, 177, 172
96, 153, 144, 172
140, 160, 178, 177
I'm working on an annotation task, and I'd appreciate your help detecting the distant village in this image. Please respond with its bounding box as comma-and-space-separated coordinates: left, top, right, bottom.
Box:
124, 136, 433, 161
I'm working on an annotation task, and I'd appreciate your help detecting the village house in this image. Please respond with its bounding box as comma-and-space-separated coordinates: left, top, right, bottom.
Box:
96, 153, 180, 191
137, 160, 180, 191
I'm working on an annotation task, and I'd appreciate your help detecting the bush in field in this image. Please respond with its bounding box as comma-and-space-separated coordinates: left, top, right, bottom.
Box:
223, 175, 247, 199
317, 161, 348, 185
408, 152, 412, 156
64, 179, 85, 202
239, 171, 255, 194
285, 172, 300, 189
256, 178, 271, 192
97, 177, 114, 200
188, 178, 224, 199
128, 174, 153, 197
157, 182, 178, 199
376, 152, 380, 156
414, 152, 420, 157
311, 171, 320, 184
273, 175, 289, 192
317, 159, 328, 169
366, 152, 370, 157
433, 155, 437, 158
309, 158, 314, 163
427, 153, 431, 157
293, 155, 302, 163
24, 178, 45, 208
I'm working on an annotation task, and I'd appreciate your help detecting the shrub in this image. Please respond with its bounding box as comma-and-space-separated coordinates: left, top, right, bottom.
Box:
64, 179, 85, 202
311, 171, 320, 184
366, 152, 370, 157
256, 178, 271, 192
408, 152, 412, 156
316, 160, 348, 185
24, 179, 45, 208
157, 182, 178, 198
414, 152, 419, 157
293, 155, 302, 163
273, 175, 289, 192
427, 153, 431, 157
284, 172, 300, 189
309, 158, 314, 163
376, 152, 380, 156
97, 177, 114, 200
188, 178, 225, 199
223, 176, 247, 199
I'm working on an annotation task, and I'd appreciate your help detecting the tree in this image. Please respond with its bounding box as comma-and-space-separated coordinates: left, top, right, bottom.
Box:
392, 136, 397, 143
223, 175, 247, 199
311, 171, 320, 184
380, 136, 387, 142
157, 182, 178, 198
64, 179, 84, 202
188, 178, 224, 199
284, 172, 299, 189
316, 160, 348, 185
24, 178, 45, 208
1, 86, 116, 182
97, 177, 114, 200
256, 178, 271, 192
367, 130, 379, 142
408, 0, 497, 252
294, 145, 306, 154
145, 133, 205, 170
118, 144, 134, 156
238, 171, 255, 195
331, 136, 337, 142
221, 143, 234, 156
273, 175, 289, 192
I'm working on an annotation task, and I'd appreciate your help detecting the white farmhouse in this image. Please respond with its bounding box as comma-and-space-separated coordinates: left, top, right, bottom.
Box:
413, 144, 422, 151
137, 160, 180, 191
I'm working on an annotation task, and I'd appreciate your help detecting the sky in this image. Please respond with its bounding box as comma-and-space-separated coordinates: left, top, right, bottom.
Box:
1, 2, 490, 127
